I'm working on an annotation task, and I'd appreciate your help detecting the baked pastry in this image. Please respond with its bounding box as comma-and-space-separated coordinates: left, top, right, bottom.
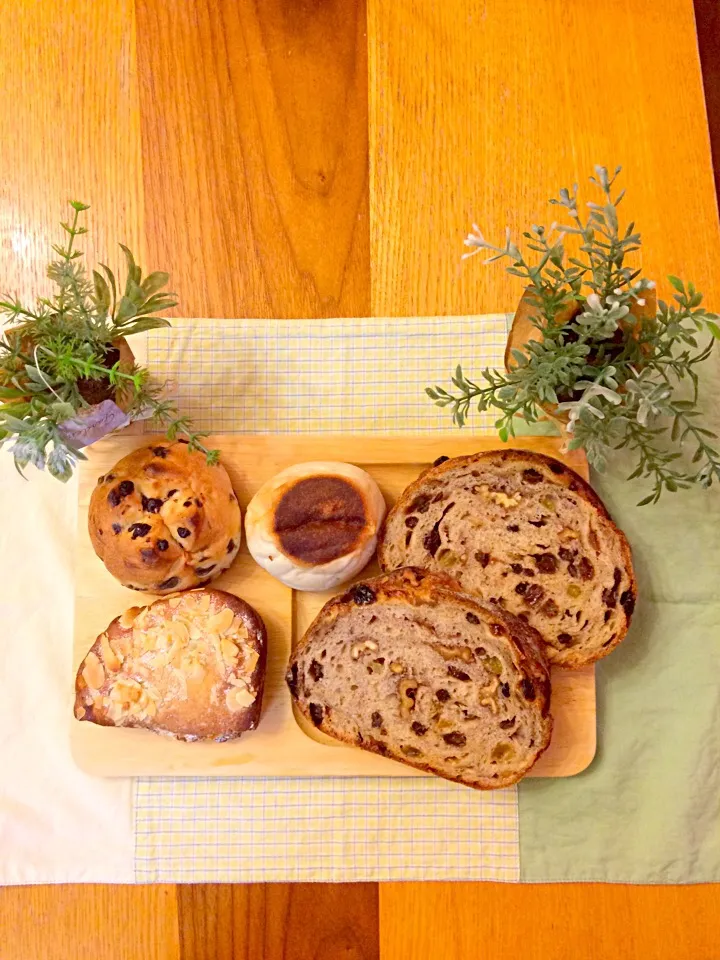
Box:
89, 441, 241, 594
287, 567, 552, 789
378, 450, 636, 668
74, 588, 266, 741
245, 461, 386, 591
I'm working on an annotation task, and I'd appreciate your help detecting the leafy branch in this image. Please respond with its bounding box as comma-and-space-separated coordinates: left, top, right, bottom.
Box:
0, 202, 217, 481
429, 166, 720, 504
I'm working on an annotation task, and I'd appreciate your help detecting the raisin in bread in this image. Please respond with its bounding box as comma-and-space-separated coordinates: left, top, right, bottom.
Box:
286, 568, 552, 789
378, 450, 636, 668
89, 441, 241, 594
75, 588, 266, 741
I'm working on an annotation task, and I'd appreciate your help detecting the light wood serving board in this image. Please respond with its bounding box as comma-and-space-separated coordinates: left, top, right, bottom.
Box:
72, 434, 596, 779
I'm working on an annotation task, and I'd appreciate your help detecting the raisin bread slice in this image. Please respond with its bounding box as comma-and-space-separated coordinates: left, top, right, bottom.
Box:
378, 450, 636, 668
287, 568, 552, 790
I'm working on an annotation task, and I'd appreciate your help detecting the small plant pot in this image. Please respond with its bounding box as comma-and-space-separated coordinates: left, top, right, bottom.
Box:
76, 336, 135, 412
1, 331, 135, 413
504, 288, 657, 425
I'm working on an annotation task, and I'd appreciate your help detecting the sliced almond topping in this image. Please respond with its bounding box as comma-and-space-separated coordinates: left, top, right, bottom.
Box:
82, 651, 105, 692
119, 606, 143, 630
220, 637, 239, 664
144, 698, 158, 718
243, 648, 260, 675
74, 704, 85, 720
168, 597, 183, 609
168, 621, 190, 645
231, 616, 249, 639
208, 606, 235, 635
196, 592, 211, 614
100, 631, 123, 673
225, 684, 255, 712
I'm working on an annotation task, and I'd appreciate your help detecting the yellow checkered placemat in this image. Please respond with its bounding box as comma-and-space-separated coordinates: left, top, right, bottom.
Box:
135, 315, 519, 882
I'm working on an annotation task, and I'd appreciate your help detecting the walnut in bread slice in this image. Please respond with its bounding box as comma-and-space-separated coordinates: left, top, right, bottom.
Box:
75, 589, 266, 742
378, 450, 636, 668
287, 568, 552, 789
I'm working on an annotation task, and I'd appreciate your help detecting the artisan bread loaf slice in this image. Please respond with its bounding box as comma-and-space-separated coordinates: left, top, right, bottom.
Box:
378, 449, 636, 668
287, 568, 552, 789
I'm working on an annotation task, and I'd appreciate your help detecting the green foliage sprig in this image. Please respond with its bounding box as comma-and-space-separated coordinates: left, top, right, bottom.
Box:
0, 202, 218, 481
427, 167, 720, 504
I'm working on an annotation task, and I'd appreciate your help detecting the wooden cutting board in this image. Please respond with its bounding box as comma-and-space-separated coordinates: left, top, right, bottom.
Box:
72, 434, 596, 779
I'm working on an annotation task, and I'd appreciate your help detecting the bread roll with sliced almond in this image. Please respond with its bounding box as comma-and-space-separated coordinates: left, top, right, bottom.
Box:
378, 449, 636, 668
74, 589, 266, 742
245, 461, 386, 590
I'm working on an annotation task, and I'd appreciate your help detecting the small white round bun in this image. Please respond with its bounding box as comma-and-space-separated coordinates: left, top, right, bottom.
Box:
245, 461, 386, 591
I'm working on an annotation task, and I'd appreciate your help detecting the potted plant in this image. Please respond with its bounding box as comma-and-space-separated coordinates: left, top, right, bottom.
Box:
0, 201, 216, 481
427, 166, 720, 504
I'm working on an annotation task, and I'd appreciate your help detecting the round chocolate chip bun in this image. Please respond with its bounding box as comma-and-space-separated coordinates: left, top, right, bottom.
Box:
287, 568, 552, 789
89, 441, 241, 594
378, 450, 636, 668
245, 461, 386, 591
75, 588, 266, 742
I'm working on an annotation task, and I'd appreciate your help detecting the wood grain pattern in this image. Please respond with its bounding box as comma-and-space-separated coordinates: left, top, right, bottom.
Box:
368, 0, 720, 954
0, 885, 180, 960
73, 433, 593, 779
177, 883, 378, 960
380, 882, 720, 960
694, 0, 720, 213
0, 0, 143, 302
135, 0, 370, 319
368, 0, 720, 319
2, 0, 720, 956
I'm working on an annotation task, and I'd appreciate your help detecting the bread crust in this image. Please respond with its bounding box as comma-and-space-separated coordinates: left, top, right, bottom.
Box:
377, 449, 637, 668
245, 461, 386, 591
89, 441, 241, 594
287, 567, 553, 789
75, 588, 267, 742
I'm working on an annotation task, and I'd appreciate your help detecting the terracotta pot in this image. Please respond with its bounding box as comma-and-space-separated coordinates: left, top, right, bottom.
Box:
76, 336, 136, 411
1, 328, 134, 407
504, 288, 657, 424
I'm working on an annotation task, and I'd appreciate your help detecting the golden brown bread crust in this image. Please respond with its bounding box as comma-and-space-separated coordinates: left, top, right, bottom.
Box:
89, 441, 241, 593
287, 567, 552, 789
245, 461, 386, 591
75, 589, 267, 742
273, 475, 368, 564
378, 449, 637, 668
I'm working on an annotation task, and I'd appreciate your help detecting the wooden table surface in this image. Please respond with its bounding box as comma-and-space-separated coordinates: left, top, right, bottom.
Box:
1, 1, 719, 958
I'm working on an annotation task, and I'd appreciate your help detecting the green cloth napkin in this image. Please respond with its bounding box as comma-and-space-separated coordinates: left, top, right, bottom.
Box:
519, 354, 720, 883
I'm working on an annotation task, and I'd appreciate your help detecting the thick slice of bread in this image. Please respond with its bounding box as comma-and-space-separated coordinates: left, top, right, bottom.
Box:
378, 450, 636, 668
287, 568, 552, 789
75, 588, 266, 742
